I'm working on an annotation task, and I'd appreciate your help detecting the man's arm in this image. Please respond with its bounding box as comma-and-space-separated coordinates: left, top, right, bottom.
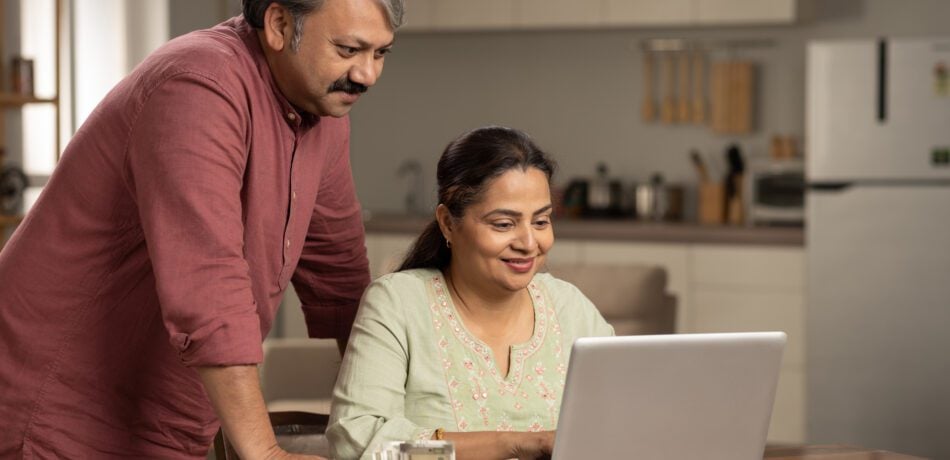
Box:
199, 366, 325, 459
198, 366, 281, 458
124, 72, 305, 456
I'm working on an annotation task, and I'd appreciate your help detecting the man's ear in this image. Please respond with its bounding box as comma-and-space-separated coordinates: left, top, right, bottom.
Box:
435, 204, 453, 243
261, 2, 293, 52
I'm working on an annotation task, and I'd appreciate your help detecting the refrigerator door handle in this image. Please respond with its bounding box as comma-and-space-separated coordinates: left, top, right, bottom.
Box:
876, 38, 888, 123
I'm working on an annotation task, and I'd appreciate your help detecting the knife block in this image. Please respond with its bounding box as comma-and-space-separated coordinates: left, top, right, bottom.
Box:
698, 181, 724, 225
726, 174, 745, 225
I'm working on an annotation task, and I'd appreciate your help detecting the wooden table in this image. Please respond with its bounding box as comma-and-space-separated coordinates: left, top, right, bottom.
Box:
764, 444, 926, 459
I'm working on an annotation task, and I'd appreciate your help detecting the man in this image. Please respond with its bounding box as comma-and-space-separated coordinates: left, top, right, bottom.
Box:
0, 0, 402, 458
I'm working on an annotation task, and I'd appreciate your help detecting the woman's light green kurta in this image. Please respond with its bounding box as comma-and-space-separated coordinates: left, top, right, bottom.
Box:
328, 268, 614, 460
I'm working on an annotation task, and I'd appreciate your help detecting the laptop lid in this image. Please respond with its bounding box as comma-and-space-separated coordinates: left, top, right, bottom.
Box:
552, 331, 786, 460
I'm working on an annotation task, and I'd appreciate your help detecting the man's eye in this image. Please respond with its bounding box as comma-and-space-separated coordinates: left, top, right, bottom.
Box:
492, 221, 514, 230
338, 45, 358, 56
375, 48, 392, 58
533, 219, 551, 228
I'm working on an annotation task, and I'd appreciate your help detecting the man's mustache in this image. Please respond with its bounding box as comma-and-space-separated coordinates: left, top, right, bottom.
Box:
328, 78, 368, 95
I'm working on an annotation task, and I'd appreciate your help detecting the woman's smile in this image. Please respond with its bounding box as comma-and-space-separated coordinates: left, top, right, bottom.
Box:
501, 257, 535, 273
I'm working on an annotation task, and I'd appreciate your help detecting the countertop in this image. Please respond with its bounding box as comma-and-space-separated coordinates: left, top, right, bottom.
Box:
363, 212, 804, 247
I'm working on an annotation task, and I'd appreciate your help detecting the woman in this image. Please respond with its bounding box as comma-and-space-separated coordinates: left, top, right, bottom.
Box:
327, 126, 614, 460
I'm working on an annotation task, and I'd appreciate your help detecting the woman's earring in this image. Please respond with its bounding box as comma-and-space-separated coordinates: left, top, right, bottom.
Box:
446, 240, 452, 249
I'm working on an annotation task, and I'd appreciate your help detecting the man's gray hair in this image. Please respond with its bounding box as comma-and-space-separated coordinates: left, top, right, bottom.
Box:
243, 0, 405, 51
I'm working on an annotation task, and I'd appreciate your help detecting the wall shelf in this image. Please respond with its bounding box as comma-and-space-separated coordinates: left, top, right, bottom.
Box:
1, 0, 63, 249
0, 93, 58, 107
0, 214, 24, 225
0, 214, 24, 250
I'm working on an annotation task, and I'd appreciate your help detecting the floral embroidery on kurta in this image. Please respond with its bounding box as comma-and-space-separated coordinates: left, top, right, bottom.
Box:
428, 275, 567, 431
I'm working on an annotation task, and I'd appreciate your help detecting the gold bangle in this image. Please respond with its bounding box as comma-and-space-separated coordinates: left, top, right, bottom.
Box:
434, 427, 445, 440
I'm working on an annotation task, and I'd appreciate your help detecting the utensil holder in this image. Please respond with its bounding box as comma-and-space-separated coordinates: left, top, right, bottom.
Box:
698, 182, 724, 225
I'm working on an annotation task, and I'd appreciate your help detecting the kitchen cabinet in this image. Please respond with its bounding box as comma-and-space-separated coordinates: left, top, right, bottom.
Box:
400, 0, 800, 32
602, 0, 694, 27
693, 0, 798, 25
435, 0, 514, 30
358, 231, 805, 442
401, 0, 437, 31
401, 0, 514, 32
688, 244, 805, 443
514, 0, 601, 28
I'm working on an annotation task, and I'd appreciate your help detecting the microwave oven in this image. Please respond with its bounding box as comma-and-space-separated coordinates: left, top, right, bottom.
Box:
746, 158, 805, 226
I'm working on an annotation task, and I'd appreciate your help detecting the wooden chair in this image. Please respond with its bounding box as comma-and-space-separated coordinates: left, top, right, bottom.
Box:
212, 411, 330, 460
260, 338, 340, 414
546, 263, 677, 335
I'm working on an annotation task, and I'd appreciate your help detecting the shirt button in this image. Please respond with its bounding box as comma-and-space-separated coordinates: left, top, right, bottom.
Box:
287, 112, 297, 121
292, 191, 297, 200
285, 239, 291, 248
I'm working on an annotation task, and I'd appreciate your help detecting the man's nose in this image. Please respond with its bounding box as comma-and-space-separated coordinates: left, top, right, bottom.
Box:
349, 55, 382, 88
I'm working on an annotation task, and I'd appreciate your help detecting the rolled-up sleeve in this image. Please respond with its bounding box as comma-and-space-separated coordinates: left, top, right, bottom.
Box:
292, 129, 370, 341
127, 70, 263, 367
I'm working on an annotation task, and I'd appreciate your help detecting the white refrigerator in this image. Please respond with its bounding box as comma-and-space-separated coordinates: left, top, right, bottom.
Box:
806, 38, 950, 459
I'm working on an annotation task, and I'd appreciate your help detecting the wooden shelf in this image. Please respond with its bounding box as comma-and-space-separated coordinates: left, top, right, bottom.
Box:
0, 214, 24, 250
1, 0, 64, 176
0, 93, 58, 107
0, 214, 25, 226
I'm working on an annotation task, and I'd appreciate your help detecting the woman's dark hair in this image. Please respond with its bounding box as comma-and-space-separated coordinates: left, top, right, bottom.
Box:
397, 126, 557, 271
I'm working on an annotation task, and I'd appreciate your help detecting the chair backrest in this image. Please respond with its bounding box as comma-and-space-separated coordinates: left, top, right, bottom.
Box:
260, 338, 341, 406
546, 263, 677, 335
212, 411, 330, 460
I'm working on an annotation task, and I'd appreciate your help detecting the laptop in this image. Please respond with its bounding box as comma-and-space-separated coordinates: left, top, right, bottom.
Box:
552, 331, 786, 460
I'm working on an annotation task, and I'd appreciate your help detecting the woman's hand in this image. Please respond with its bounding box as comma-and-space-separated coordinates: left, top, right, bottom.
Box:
504, 430, 555, 460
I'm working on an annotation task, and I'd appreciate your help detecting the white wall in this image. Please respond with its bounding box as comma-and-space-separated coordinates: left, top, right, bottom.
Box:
168, 0, 238, 39
348, 0, 950, 215
73, 0, 169, 130
125, 1, 170, 70
73, 0, 125, 128
19, 0, 57, 179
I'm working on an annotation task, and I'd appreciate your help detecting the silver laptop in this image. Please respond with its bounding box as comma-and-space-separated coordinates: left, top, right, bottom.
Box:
552, 332, 786, 460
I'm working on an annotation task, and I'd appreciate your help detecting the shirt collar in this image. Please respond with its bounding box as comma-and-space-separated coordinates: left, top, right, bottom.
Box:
234, 17, 320, 130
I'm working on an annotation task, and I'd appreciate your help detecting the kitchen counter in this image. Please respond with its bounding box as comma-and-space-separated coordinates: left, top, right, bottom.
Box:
362, 212, 804, 247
